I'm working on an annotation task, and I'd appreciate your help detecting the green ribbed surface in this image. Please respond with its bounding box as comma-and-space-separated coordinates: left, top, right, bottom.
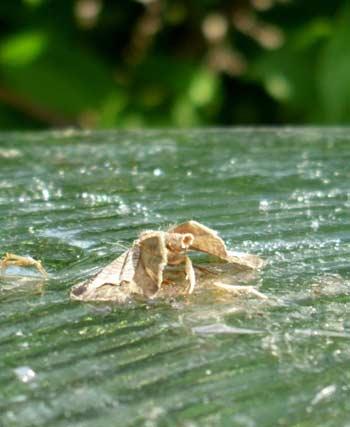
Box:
1, 129, 350, 427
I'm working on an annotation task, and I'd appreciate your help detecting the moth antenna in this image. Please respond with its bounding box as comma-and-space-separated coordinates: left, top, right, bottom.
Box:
138, 222, 166, 238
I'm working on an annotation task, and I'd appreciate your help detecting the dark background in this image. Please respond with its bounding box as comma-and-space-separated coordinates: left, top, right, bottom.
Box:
0, 0, 349, 129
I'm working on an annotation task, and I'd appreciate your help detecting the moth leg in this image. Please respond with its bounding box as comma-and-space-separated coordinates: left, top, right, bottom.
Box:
185, 256, 196, 294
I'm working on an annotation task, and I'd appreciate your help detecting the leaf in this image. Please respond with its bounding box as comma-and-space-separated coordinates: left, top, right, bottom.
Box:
249, 18, 334, 121
0, 31, 47, 66
318, 5, 350, 122
0, 31, 124, 125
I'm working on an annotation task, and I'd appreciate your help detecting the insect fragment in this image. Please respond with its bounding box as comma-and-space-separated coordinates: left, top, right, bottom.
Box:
0, 253, 48, 277
70, 221, 265, 302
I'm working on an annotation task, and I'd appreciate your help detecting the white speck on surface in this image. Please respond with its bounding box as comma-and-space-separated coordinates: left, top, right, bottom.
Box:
192, 323, 263, 335
311, 220, 319, 231
19, 342, 29, 349
153, 168, 163, 177
311, 384, 336, 406
14, 366, 37, 383
259, 200, 269, 212
116, 202, 130, 216
0, 148, 22, 159
42, 188, 50, 201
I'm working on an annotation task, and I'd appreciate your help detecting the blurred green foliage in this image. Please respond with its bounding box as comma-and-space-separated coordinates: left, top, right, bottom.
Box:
0, 0, 348, 129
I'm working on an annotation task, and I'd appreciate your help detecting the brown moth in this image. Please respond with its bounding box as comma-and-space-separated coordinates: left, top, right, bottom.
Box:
70, 221, 265, 303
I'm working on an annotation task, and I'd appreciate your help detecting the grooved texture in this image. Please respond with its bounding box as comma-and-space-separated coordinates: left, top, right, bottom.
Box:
1, 129, 350, 427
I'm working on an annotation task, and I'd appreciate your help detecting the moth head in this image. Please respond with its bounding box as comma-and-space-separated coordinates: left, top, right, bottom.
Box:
182, 233, 194, 248
165, 232, 194, 253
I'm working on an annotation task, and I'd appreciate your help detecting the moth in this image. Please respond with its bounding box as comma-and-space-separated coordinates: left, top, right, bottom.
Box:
70, 221, 265, 302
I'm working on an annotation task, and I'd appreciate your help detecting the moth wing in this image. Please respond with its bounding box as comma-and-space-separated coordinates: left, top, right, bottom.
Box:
169, 220, 227, 259
225, 250, 265, 270
134, 232, 168, 297
70, 247, 140, 300
169, 221, 264, 271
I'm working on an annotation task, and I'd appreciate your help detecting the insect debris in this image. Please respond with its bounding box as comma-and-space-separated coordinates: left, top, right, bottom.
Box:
0, 253, 48, 277
70, 220, 265, 303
